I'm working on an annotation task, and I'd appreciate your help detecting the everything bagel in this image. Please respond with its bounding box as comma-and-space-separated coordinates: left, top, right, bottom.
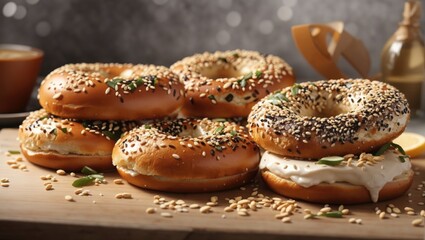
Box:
248, 79, 410, 159
19, 109, 140, 170
112, 118, 260, 192
39, 63, 184, 120
171, 50, 295, 118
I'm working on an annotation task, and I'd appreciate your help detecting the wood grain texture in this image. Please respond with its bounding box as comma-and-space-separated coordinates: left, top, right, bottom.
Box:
0, 128, 424, 240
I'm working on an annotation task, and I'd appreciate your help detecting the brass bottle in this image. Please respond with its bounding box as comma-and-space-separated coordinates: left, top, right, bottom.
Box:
381, 0, 425, 118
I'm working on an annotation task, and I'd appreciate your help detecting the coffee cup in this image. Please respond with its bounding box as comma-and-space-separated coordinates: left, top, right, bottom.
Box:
0, 44, 43, 113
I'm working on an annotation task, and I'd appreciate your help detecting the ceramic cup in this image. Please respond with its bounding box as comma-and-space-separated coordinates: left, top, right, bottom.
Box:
0, 44, 43, 113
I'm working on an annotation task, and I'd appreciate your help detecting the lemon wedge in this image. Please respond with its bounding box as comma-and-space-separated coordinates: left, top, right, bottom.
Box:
393, 132, 425, 158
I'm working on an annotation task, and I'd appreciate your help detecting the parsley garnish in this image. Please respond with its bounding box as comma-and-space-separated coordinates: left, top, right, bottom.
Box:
72, 166, 104, 187
238, 72, 252, 87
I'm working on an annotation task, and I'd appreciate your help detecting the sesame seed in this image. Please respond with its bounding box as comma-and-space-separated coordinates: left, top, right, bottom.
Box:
56, 169, 66, 175
411, 218, 423, 227
64, 195, 74, 201
115, 193, 132, 199
113, 179, 124, 185
52, 92, 62, 99
161, 212, 173, 218
189, 204, 200, 209
200, 206, 212, 213
146, 208, 156, 214
172, 154, 180, 159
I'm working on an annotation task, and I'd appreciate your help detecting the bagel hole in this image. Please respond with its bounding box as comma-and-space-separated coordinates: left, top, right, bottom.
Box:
300, 104, 350, 118
199, 65, 244, 79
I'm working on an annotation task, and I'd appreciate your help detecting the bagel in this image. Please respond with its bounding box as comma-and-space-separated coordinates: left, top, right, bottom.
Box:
18, 109, 140, 171
39, 63, 184, 120
112, 118, 260, 192
248, 79, 410, 159
260, 150, 413, 204
171, 50, 295, 118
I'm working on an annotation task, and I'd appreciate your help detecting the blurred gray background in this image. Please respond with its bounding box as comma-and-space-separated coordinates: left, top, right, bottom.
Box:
1, 0, 424, 79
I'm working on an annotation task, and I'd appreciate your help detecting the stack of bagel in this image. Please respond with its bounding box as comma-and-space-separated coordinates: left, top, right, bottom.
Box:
18, 50, 295, 192
18, 63, 185, 170
18, 49, 413, 203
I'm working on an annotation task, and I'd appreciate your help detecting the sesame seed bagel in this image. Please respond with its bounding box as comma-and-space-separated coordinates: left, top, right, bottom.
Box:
39, 63, 184, 120
248, 79, 410, 159
112, 118, 260, 192
171, 50, 295, 118
18, 109, 140, 170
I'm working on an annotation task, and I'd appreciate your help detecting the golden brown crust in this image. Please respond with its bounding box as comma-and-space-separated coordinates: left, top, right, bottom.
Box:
18, 109, 140, 171
112, 118, 260, 192
21, 145, 113, 171
39, 63, 184, 120
117, 167, 257, 192
248, 79, 410, 159
250, 125, 407, 160
171, 50, 295, 118
261, 170, 414, 204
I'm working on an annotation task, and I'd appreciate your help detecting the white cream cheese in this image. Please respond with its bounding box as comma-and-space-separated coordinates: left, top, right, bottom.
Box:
260, 150, 412, 202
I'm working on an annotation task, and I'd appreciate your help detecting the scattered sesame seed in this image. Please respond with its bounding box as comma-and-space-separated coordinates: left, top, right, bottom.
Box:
113, 179, 124, 185
161, 212, 173, 218
64, 195, 73, 201
200, 206, 212, 213
146, 208, 156, 214
411, 218, 423, 227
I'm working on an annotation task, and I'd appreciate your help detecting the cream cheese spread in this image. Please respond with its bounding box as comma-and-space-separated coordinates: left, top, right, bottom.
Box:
260, 150, 411, 202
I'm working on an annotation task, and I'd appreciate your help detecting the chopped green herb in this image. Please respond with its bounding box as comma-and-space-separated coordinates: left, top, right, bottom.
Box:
233, 53, 239, 58
214, 126, 224, 135
102, 130, 121, 141
72, 176, 95, 187
230, 130, 238, 136
208, 95, 216, 100
214, 145, 223, 151
399, 155, 409, 163
81, 166, 97, 175
238, 73, 252, 87
7, 150, 20, 155
267, 92, 289, 104
38, 115, 49, 121
317, 156, 344, 166
49, 128, 57, 136
218, 57, 228, 63
390, 142, 406, 155
72, 174, 104, 187
291, 84, 301, 96
373, 142, 391, 156
255, 70, 262, 78
73, 167, 104, 187
89, 174, 104, 179
106, 76, 157, 92
374, 142, 407, 158
106, 78, 123, 89
60, 128, 68, 134
322, 211, 343, 218
144, 124, 152, 129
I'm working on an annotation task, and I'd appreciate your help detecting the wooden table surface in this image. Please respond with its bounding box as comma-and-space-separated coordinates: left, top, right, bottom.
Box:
0, 128, 424, 240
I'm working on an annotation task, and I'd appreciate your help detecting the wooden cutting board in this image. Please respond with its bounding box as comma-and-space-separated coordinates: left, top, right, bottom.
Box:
0, 128, 424, 240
